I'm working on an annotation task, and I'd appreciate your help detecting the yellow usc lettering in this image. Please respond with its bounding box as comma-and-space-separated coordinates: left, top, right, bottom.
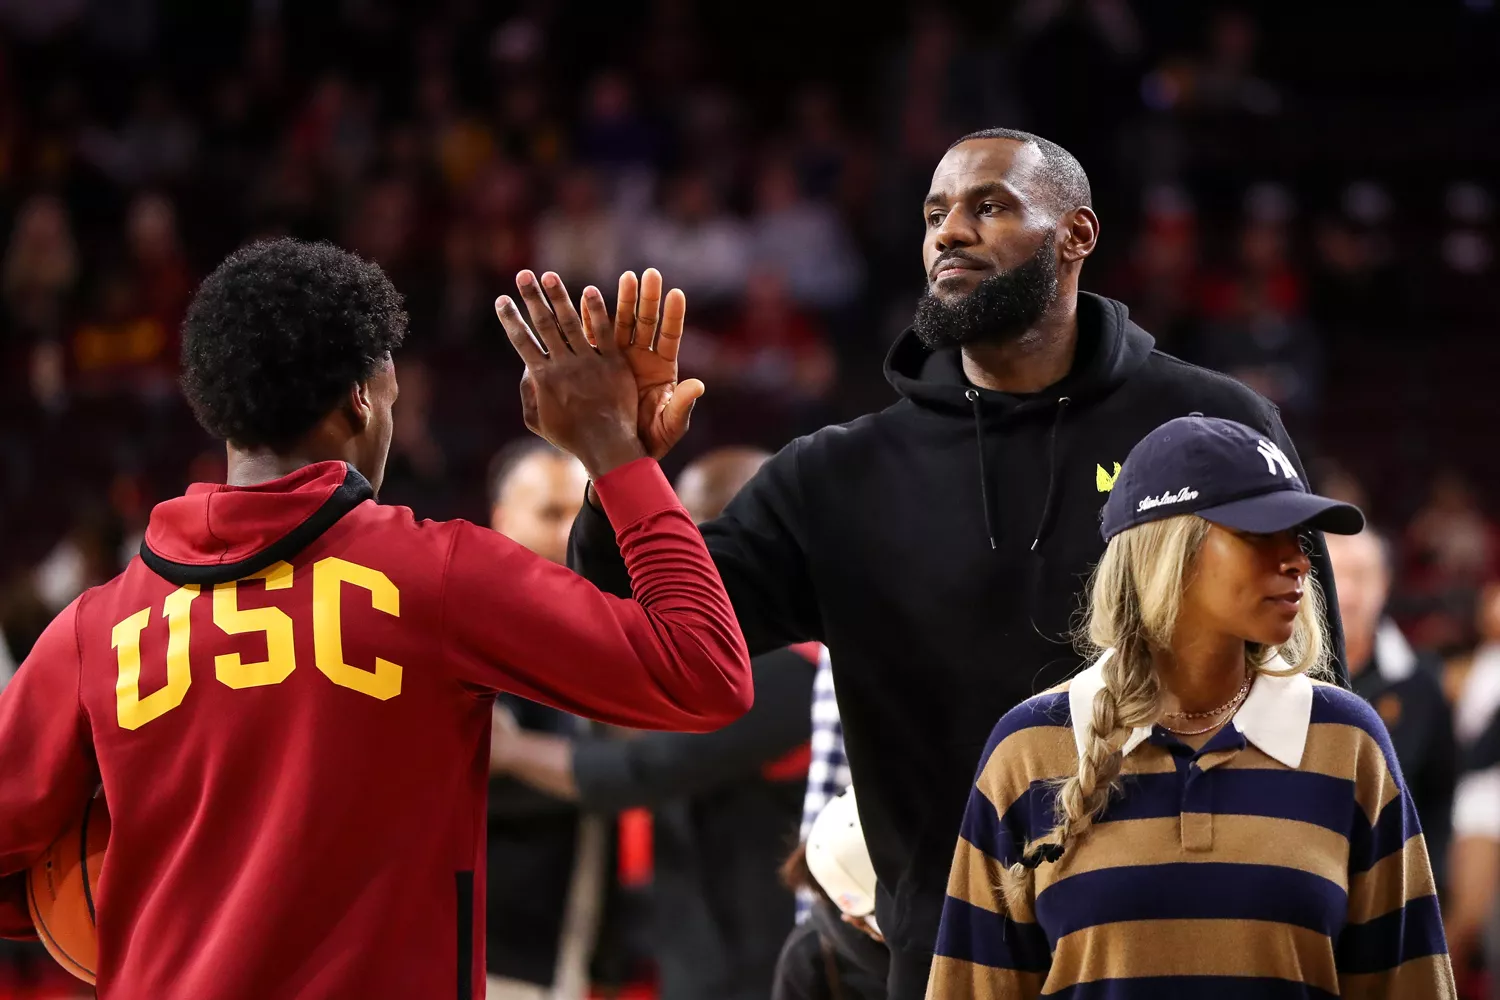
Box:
213, 561, 296, 689
312, 557, 402, 701
110, 558, 404, 728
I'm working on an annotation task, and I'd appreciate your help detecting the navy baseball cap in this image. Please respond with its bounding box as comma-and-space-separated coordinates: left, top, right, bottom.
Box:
1101, 415, 1365, 542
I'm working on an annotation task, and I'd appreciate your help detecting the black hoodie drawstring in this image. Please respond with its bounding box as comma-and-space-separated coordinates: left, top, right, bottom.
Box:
1030, 397, 1071, 552
969, 392, 1071, 553
966, 388, 997, 550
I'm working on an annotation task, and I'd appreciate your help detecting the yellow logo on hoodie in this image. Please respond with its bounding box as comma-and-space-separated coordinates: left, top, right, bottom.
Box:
1096, 463, 1122, 493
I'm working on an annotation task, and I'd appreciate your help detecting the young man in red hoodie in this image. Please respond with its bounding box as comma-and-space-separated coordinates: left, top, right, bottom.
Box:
0, 239, 751, 1000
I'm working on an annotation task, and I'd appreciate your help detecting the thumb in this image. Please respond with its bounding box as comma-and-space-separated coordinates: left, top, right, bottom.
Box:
659, 378, 705, 450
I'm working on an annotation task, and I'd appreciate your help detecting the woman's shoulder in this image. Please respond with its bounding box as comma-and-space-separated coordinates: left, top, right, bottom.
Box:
1308, 678, 1404, 776
1309, 678, 1391, 734
974, 685, 1077, 776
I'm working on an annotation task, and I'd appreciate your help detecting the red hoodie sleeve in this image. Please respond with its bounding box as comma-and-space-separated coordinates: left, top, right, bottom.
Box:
441, 458, 752, 732
0, 598, 98, 939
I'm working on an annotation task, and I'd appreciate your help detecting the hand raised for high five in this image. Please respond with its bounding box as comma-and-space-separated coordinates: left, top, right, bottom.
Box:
609, 268, 704, 460
495, 270, 646, 480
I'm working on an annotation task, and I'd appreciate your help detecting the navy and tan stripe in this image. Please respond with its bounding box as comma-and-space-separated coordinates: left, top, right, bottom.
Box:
934, 895, 1051, 973
1346, 833, 1437, 924
1031, 813, 1349, 898
1048, 918, 1340, 995
1044, 978, 1339, 999
946, 834, 1033, 922
1036, 862, 1346, 941
930, 683, 1456, 999
1339, 953, 1458, 1000
1336, 892, 1446, 974
925, 955, 1046, 1000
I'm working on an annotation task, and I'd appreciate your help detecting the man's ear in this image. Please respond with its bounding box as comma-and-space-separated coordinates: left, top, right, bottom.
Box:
345, 381, 373, 433
1060, 206, 1100, 265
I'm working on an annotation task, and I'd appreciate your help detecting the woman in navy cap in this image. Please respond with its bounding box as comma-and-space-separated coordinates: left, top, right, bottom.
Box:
927, 415, 1455, 998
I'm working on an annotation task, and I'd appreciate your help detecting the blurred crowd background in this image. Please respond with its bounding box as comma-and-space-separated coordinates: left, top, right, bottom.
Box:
1, 0, 1499, 997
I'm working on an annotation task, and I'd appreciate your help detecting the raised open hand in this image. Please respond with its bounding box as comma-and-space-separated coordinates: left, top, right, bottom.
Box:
495, 270, 646, 480
603, 268, 704, 460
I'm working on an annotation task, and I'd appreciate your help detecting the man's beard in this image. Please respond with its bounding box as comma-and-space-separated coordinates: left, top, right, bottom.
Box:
911, 241, 1059, 350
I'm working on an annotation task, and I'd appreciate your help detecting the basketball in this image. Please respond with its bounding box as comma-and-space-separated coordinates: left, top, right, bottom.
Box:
26, 795, 110, 985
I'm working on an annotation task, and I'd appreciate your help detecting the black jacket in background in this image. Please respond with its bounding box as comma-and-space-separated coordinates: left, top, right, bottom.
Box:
772, 899, 890, 1000
569, 292, 1346, 1000
1350, 623, 1458, 887
571, 646, 815, 1000
486, 698, 621, 987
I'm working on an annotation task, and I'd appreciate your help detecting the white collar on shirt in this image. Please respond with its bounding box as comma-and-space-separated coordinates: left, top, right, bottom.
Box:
1067, 648, 1315, 769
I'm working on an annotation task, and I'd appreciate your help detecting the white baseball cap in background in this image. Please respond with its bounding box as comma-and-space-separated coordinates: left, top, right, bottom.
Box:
806, 787, 880, 935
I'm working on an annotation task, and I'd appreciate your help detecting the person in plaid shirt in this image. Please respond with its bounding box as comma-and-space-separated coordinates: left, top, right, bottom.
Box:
797, 648, 850, 921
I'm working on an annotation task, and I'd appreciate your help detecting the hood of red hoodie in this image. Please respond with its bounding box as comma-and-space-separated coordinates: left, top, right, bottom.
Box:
140, 461, 374, 586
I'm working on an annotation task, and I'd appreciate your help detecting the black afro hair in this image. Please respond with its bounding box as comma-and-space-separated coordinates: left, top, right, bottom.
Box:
180, 238, 407, 450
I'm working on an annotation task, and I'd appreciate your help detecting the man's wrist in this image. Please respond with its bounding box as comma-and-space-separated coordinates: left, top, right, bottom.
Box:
579, 436, 648, 481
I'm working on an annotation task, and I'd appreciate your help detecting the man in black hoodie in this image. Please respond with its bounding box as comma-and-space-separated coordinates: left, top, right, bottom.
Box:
563, 128, 1345, 999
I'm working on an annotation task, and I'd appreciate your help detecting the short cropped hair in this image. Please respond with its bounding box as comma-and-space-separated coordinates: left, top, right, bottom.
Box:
486, 437, 565, 508
180, 239, 407, 450
950, 127, 1092, 214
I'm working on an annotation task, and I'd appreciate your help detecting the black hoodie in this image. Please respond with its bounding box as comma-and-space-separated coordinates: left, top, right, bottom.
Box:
568, 293, 1345, 999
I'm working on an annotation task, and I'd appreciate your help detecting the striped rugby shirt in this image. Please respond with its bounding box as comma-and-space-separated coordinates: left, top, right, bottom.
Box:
929, 651, 1455, 999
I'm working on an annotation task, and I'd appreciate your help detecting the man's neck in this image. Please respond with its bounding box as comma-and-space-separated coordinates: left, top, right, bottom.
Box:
960, 295, 1079, 394
226, 443, 353, 488
1345, 631, 1376, 679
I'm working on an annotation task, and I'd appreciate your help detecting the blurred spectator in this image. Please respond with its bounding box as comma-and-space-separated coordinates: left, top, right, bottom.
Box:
483, 439, 612, 1000
31, 507, 123, 614
750, 157, 863, 312
1195, 219, 1323, 416
634, 171, 750, 305
494, 77, 563, 169
1445, 583, 1500, 979
70, 268, 174, 400
795, 650, 849, 923
889, 10, 994, 168
77, 81, 199, 187
381, 358, 452, 517
1308, 213, 1408, 343
345, 178, 418, 273
126, 192, 193, 336
1407, 472, 1500, 594
1102, 185, 1200, 348
789, 86, 857, 204
3, 194, 78, 346
418, 70, 497, 196
534, 166, 623, 293
492, 448, 816, 1000
284, 74, 374, 186
0, 574, 49, 686
773, 789, 888, 1000
1327, 529, 1456, 884
1144, 7, 1280, 117
1309, 458, 1370, 510
575, 71, 657, 172
472, 160, 537, 290
703, 266, 837, 416
0, 0, 85, 43
436, 224, 492, 345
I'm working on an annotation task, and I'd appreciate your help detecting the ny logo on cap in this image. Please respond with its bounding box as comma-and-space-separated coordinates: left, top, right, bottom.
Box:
1256, 439, 1298, 480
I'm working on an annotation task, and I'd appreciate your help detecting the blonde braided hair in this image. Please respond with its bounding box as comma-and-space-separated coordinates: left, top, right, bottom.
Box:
998, 514, 1328, 913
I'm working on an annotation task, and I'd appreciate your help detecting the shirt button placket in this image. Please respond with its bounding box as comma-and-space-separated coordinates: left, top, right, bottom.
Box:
1180, 762, 1214, 851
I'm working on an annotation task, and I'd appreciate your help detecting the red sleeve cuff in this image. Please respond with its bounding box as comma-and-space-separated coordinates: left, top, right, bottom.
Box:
592, 458, 681, 531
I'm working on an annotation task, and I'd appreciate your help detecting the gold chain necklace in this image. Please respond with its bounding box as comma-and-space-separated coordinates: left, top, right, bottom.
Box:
1158, 674, 1253, 736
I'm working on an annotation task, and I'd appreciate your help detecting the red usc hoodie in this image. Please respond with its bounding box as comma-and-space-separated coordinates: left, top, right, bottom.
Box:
0, 457, 750, 1000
